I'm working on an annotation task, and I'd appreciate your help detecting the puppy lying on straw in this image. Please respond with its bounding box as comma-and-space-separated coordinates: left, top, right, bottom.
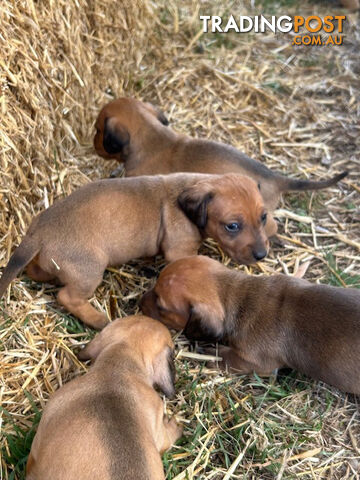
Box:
26, 316, 182, 480
142, 255, 360, 395
0, 173, 274, 328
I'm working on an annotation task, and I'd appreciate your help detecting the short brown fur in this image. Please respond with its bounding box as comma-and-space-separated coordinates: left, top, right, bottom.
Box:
26, 315, 182, 480
141, 256, 360, 395
0, 173, 275, 328
94, 98, 347, 211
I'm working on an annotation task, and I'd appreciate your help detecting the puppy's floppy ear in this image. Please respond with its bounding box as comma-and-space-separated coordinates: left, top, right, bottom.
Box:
103, 117, 130, 155
184, 302, 225, 342
178, 186, 214, 230
78, 333, 103, 361
152, 346, 176, 398
264, 212, 278, 237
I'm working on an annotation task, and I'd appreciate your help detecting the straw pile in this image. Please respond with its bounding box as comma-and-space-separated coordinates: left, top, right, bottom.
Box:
1, 0, 359, 478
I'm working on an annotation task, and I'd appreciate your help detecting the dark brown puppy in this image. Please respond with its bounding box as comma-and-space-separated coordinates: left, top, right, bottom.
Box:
0, 173, 275, 329
94, 98, 347, 210
26, 315, 182, 480
141, 256, 360, 395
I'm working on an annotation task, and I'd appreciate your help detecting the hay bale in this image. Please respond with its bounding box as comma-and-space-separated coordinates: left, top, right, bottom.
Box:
0, 0, 152, 242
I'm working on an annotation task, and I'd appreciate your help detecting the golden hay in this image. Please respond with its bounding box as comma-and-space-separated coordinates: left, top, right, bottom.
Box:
1, 0, 359, 478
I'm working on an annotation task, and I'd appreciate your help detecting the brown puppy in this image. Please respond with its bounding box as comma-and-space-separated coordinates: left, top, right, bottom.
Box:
0, 173, 275, 329
141, 256, 360, 395
26, 315, 182, 480
94, 98, 347, 210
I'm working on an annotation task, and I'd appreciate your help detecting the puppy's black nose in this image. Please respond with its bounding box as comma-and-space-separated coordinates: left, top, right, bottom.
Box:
253, 250, 267, 261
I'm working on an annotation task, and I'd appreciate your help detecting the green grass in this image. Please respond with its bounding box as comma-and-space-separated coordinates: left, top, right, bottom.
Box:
46, 304, 94, 337
0, 313, 13, 334
345, 202, 356, 211
1, 393, 41, 480
1, 345, 354, 479
261, 80, 289, 94
299, 57, 320, 68
325, 252, 360, 288
287, 191, 325, 216
162, 360, 330, 479
212, 32, 237, 50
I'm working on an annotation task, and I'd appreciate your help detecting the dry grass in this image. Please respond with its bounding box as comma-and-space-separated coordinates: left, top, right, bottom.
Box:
1, 0, 359, 478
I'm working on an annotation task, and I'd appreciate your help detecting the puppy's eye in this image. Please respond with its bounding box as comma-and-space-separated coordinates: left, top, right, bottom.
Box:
261, 212, 267, 224
225, 222, 242, 233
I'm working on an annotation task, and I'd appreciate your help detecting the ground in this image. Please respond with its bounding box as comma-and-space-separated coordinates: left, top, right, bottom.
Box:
0, 0, 359, 479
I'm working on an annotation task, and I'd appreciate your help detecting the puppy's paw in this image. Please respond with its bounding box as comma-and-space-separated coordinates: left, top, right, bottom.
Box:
85, 313, 110, 331
77, 347, 90, 361
95, 316, 110, 330
168, 417, 183, 441
197, 346, 224, 369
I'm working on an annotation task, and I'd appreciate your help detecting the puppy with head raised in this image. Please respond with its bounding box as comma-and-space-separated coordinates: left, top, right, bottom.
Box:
94, 98, 347, 210
26, 315, 182, 480
141, 256, 360, 395
0, 173, 275, 329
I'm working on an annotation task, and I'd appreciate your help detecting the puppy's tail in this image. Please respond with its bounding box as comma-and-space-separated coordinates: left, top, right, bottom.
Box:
278, 171, 348, 193
0, 236, 40, 298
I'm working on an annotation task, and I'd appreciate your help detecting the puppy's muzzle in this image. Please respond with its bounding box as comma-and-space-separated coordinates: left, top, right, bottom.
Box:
252, 249, 267, 261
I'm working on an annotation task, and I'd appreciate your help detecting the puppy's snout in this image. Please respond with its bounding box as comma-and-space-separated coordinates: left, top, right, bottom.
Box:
252, 249, 267, 261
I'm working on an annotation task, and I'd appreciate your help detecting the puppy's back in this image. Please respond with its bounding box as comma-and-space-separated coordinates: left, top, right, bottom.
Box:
27, 374, 163, 480
91, 390, 161, 480
263, 275, 360, 393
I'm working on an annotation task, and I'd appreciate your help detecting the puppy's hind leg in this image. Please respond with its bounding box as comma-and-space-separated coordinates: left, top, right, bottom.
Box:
57, 285, 109, 329
27, 258, 56, 283
57, 259, 109, 329
57, 285, 109, 330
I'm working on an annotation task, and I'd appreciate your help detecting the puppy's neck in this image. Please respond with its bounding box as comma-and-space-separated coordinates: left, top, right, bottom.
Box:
126, 122, 180, 172
217, 270, 262, 337
93, 343, 151, 388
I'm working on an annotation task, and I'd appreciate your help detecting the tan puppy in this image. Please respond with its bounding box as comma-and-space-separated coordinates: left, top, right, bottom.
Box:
26, 315, 182, 480
94, 98, 347, 210
141, 256, 360, 395
0, 173, 275, 329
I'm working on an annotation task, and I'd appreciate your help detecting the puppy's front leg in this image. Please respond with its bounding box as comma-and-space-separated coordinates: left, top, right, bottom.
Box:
160, 416, 183, 454
209, 346, 276, 376
160, 220, 201, 262
163, 241, 200, 263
